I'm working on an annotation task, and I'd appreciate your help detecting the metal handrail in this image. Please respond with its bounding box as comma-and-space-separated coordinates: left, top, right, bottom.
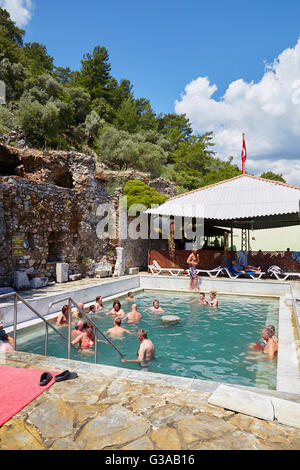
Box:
0, 292, 124, 364
47, 296, 124, 362
0, 292, 79, 357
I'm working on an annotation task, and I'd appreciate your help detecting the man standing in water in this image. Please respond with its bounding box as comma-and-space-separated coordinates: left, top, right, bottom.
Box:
187, 250, 200, 292
121, 329, 154, 365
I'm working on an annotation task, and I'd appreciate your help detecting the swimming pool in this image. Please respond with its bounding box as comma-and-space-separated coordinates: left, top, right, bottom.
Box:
15, 290, 279, 390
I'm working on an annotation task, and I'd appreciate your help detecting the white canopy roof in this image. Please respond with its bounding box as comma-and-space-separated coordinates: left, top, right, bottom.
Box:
145, 174, 300, 223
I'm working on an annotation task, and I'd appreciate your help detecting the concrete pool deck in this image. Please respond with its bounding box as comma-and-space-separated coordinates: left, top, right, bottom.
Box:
1, 350, 300, 450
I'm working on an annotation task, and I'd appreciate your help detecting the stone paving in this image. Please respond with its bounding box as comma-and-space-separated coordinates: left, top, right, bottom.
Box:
1, 351, 300, 450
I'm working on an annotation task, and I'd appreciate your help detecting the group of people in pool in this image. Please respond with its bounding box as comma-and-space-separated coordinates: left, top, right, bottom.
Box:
54, 292, 155, 364
53, 287, 277, 364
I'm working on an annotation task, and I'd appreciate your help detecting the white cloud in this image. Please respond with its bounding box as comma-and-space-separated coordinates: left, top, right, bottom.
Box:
0, 0, 35, 27
175, 38, 300, 185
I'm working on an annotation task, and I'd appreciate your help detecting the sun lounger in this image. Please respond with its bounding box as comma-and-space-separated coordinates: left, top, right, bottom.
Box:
224, 264, 265, 280
267, 265, 300, 281
148, 260, 185, 276
193, 266, 225, 278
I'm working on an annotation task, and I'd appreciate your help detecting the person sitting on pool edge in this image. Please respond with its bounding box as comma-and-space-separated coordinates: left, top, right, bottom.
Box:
209, 291, 218, 307
104, 318, 135, 339
107, 300, 126, 318
121, 329, 154, 365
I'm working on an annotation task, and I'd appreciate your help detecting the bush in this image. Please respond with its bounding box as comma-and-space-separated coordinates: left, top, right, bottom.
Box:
123, 180, 168, 209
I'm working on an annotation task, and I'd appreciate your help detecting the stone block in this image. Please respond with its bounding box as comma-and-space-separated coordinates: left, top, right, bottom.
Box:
30, 277, 49, 289
208, 384, 274, 422
69, 274, 82, 282
113, 247, 126, 277
13, 271, 30, 291
127, 267, 139, 275
56, 263, 69, 283
272, 398, 300, 429
95, 270, 111, 278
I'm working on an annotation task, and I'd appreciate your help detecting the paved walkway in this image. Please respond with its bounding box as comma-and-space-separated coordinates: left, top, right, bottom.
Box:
1, 351, 300, 450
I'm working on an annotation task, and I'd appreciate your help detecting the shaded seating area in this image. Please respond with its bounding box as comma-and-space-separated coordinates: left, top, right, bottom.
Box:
145, 174, 300, 281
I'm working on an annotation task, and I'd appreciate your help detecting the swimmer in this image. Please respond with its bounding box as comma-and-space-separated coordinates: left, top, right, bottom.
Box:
263, 327, 278, 359
125, 292, 135, 302
89, 304, 97, 316
247, 327, 278, 360
125, 303, 142, 323
266, 325, 278, 345
56, 305, 70, 326
72, 303, 84, 320
195, 292, 209, 305
72, 322, 108, 349
147, 300, 164, 314
107, 300, 126, 318
71, 320, 84, 339
95, 296, 103, 311
209, 291, 218, 308
121, 329, 154, 365
104, 318, 135, 338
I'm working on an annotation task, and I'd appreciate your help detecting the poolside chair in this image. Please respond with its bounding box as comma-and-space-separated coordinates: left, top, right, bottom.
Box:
148, 260, 185, 277
224, 263, 265, 280
193, 266, 225, 278
267, 265, 300, 281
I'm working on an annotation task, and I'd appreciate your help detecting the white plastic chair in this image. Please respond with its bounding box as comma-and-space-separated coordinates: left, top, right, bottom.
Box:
268, 266, 300, 281
193, 266, 225, 278
223, 267, 265, 280
148, 260, 185, 277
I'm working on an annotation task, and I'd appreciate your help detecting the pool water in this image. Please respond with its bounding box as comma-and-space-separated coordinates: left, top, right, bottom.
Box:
16, 290, 279, 390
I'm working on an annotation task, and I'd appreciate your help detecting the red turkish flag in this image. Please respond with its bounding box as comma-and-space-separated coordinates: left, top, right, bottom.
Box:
241, 134, 247, 164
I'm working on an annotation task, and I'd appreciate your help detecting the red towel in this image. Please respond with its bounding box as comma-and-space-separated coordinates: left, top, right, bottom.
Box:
0, 365, 58, 427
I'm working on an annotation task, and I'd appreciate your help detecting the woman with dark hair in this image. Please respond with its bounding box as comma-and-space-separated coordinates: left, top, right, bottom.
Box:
107, 300, 126, 318
56, 305, 70, 326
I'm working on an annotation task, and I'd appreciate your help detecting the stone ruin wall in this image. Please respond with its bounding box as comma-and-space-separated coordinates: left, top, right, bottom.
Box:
0, 145, 119, 286
0, 144, 177, 286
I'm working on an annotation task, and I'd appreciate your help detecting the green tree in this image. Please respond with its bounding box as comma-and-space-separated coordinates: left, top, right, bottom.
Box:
157, 113, 193, 154
260, 171, 286, 183
0, 8, 24, 63
123, 180, 168, 209
22, 42, 54, 77
75, 45, 112, 101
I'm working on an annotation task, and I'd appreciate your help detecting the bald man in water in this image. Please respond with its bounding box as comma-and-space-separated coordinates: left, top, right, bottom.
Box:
121, 329, 154, 365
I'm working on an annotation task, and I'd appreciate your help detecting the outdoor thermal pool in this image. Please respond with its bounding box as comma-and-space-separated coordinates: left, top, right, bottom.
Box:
15, 290, 279, 390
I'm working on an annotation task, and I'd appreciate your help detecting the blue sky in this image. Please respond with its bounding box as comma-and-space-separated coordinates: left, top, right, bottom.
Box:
18, 0, 300, 114
2, 0, 300, 182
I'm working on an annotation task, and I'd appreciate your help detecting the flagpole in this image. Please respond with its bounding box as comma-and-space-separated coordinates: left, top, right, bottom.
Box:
242, 133, 246, 175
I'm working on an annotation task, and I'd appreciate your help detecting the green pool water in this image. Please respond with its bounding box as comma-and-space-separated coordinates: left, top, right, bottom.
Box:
16, 290, 279, 389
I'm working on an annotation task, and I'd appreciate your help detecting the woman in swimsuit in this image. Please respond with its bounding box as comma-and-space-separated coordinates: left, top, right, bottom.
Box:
107, 300, 126, 318
148, 300, 164, 314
